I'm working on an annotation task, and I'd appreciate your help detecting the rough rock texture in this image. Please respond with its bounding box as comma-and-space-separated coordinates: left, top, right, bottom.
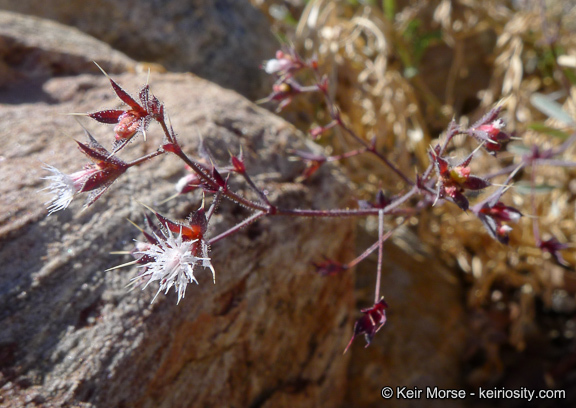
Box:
0, 0, 278, 99
0, 73, 355, 407
344, 228, 467, 408
0, 11, 137, 88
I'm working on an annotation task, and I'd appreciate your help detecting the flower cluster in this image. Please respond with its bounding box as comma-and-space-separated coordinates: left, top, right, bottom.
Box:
88, 65, 163, 152
40, 66, 221, 305
430, 146, 491, 211
262, 48, 309, 78
258, 47, 318, 112
38, 51, 573, 355
122, 207, 215, 304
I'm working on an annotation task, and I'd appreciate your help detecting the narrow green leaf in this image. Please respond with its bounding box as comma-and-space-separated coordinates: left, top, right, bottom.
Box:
383, 0, 396, 21
527, 122, 570, 139
515, 181, 556, 195
530, 93, 575, 125
507, 143, 532, 155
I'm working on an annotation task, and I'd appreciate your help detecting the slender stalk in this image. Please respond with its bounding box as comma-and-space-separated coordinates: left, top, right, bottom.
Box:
337, 117, 415, 186
530, 162, 541, 244
158, 111, 425, 220
239, 171, 276, 213
316, 76, 414, 186
157, 114, 272, 214
484, 163, 526, 180
208, 211, 266, 244
169, 146, 269, 213
374, 209, 384, 303
127, 149, 166, 167
206, 189, 223, 222
326, 147, 369, 162
274, 206, 415, 218
347, 218, 408, 269
383, 185, 419, 213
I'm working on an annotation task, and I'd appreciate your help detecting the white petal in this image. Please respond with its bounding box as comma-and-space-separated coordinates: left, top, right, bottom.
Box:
41, 164, 78, 214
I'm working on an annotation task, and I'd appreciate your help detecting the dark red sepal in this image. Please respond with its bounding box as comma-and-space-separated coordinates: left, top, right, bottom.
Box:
477, 213, 509, 244
462, 176, 491, 191
107, 75, 146, 115
188, 208, 208, 235
230, 154, 246, 174
538, 237, 571, 268
212, 167, 227, 189
312, 257, 348, 276
89, 109, 126, 124
153, 211, 203, 242
344, 298, 388, 353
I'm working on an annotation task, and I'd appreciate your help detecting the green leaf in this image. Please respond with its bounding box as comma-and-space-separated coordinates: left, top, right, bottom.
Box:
530, 93, 576, 125
383, 0, 396, 21
564, 69, 576, 86
527, 122, 570, 139
507, 143, 532, 155
515, 181, 556, 195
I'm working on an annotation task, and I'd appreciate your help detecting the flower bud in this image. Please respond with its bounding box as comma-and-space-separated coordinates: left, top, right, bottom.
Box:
175, 173, 201, 195
344, 298, 388, 353
42, 134, 128, 214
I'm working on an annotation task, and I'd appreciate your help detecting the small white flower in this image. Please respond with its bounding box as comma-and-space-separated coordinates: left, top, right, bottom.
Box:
136, 228, 215, 304
41, 164, 81, 215
492, 118, 505, 129
264, 58, 291, 75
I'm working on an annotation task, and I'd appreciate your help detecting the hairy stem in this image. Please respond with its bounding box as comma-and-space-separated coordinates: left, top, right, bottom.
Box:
374, 209, 384, 303
239, 171, 276, 213
317, 76, 415, 186
127, 149, 166, 167
208, 211, 267, 244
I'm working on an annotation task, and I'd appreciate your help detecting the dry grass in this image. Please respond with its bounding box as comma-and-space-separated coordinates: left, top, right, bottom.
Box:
253, 0, 576, 384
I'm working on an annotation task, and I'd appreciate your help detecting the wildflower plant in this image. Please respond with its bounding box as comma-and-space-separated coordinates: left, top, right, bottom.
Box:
42, 47, 575, 353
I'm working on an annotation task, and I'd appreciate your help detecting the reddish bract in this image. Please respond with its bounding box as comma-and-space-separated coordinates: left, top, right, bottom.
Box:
344, 298, 388, 353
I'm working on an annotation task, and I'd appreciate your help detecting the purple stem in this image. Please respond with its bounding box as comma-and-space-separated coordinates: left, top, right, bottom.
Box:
530, 162, 541, 244
239, 171, 275, 212
374, 209, 384, 303
326, 147, 369, 162
127, 149, 166, 167
317, 76, 414, 186
208, 211, 266, 245
206, 189, 223, 222
347, 218, 408, 269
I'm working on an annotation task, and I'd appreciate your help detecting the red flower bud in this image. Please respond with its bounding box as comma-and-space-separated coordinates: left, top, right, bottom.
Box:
87, 65, 165, 152
538, 237, 570, 268
312, 258, 348, 276
430, 147, 490, 211
344, 298, 388, 353
230, 154, 246, 174
42, 130, 128, 214
479, 202, 522, 223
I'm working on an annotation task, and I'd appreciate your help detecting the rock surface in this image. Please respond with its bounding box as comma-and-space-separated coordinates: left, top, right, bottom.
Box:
0, 72, 355, 407
0, 0, 278, 99
0, 11, 137, 88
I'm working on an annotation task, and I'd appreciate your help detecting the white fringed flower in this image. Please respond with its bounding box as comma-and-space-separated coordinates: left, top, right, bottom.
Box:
42, 164, 83, 215
136, 228, 215, 304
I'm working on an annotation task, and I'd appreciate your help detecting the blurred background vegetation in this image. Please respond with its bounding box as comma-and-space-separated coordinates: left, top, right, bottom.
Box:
252, 0, 576, 402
